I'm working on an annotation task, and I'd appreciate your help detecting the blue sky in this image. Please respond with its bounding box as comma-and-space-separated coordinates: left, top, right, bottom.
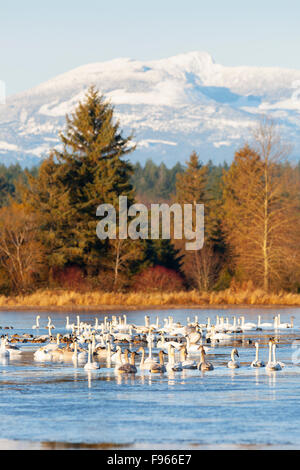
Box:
1, 0, 300, 95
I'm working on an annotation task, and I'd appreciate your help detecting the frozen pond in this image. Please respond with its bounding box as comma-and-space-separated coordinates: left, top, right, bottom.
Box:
0, 307, 300, 450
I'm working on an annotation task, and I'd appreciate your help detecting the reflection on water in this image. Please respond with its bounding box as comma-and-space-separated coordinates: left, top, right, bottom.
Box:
0, 307, 300, 449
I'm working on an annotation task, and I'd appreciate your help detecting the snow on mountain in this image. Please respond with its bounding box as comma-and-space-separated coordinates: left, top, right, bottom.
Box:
0, 51, 300, 167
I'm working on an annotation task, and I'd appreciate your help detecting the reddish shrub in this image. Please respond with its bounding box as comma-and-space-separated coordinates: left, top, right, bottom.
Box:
52, 266, 85, 290
132, 265, 185, 292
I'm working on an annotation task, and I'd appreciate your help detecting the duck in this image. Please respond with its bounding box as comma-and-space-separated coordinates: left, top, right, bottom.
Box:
251, 342, 265, 368
227, 348, 240, 369
197, 345, 214, 371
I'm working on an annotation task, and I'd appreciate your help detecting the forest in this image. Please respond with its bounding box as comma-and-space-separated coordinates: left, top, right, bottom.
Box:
0, 86, 299, 307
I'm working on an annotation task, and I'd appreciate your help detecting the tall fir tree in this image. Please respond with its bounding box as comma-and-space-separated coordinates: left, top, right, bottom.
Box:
25, 87, 136, 275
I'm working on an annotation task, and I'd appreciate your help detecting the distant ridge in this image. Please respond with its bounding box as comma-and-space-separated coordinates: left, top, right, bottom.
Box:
0, 51, 300, 167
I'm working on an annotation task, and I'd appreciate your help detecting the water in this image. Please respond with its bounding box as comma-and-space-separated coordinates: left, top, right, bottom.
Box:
0, 307, 300, 449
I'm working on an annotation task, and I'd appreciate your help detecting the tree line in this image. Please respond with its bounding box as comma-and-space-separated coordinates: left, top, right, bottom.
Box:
0, 87, 299, 295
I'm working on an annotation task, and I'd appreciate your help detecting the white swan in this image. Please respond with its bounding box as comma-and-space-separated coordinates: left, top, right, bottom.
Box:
275, 314, 295, 329
72, 341, 87, 363
266, 341, 282, 371
227, 348, 240, 369
32, 315, 41, 329
84, 343, 100, 370
34, 347, 53, 362
65, 316, 75, 330
166, 345, 182, 372
180, 346, 197, 369
1, 337, 22, 357
251, 342, 265, 368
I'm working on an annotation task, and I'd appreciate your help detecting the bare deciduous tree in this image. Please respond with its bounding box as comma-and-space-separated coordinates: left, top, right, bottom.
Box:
0, 203, 44, 292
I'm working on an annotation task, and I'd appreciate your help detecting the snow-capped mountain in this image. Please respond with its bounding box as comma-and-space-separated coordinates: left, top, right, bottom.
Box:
1, 51, 300, 167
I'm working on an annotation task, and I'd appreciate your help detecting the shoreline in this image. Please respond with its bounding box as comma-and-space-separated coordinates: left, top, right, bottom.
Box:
0, 303, 299, 312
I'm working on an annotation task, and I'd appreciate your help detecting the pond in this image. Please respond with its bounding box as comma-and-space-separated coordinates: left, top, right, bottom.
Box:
0, 307, 300, 450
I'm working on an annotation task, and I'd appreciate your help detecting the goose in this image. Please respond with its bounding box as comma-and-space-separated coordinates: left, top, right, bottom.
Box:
32, 315, 41, 330
197, 345, 214, 371
149, 350, 166, 374
251, 342, 265, 368
266, 340, 282, 371
227, 348, 240, 369
116, 350, 138, 374
84, 343, 100, 370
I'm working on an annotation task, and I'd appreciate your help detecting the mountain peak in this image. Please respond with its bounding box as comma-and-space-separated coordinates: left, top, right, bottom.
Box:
1, 52, 300, 168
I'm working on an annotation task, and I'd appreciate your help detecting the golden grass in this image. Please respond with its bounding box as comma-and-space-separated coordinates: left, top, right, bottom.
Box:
0, 288, 300, 310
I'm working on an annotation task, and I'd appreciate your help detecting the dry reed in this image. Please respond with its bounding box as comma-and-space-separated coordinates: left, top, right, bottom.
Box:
0, 288, 299, 310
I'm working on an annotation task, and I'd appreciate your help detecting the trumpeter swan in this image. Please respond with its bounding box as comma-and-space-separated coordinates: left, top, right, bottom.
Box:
166, 345, 182, 372
180, 346, 197, 369
116, 350, 138, 374
197, 346, 214, 371
227, 348, 240, 369
32, 315, 40, 329
266, 340, 282, 371
84, 343, 100, 370
149, 350, 166, 373
251, 342, 265, 368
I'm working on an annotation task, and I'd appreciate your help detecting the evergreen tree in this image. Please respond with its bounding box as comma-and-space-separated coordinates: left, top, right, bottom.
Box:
25, 87, 136, 274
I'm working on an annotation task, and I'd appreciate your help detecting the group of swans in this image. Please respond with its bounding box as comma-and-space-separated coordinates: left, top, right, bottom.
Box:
2, 312, 290, 374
